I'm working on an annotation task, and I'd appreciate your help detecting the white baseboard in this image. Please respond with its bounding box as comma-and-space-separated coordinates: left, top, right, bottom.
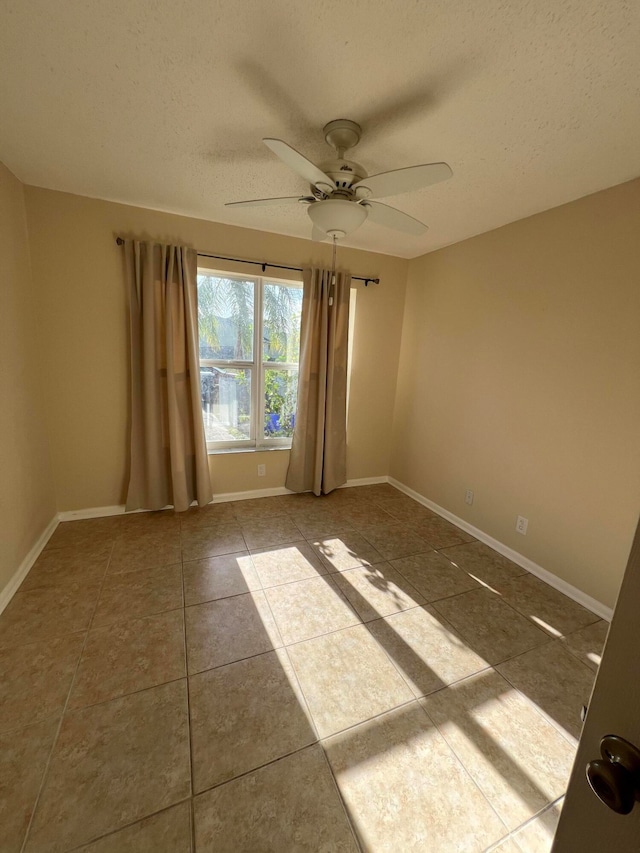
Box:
57, 477, 390, 522
57, 505, 135, 521
341, 476, 389, 488
211, 485, 294, 503
388, 477, 612, 622
0, 516, 59, 616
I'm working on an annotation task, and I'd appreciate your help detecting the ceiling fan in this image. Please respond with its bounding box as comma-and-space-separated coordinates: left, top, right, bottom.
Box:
225, 119, 452, 241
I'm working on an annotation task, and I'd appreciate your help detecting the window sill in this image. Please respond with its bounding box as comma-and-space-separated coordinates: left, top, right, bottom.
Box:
207, 445, 292, 456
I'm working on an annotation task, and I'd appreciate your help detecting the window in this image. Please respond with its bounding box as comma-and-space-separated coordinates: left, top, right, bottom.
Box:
197, 269, 303, 451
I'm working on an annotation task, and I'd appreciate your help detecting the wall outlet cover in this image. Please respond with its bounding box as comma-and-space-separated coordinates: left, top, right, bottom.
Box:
257, 464, 266, 477
465, 489, 474, 505
516, 515, 528, 535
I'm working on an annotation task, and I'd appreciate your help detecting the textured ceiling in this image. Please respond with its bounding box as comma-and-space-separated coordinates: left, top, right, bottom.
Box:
1, 0, 639, 258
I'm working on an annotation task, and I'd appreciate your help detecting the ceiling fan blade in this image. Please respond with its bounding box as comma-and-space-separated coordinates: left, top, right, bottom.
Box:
225, 196, 310, 208
364, 201, 428, 236
354, 162, 452, 199
311, 225, 329, 242
263, 138, 334, 193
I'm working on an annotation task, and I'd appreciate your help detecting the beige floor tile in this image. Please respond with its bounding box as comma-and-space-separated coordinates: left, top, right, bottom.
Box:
495, 574, 599, 638
25, 680, 190, 852
372, 491, 429, 510
0, 718, 58, 853
267, 493, 320, 513
560, 620, 609, 672
46, 518, 121, 550
511, 799, 563, 852
76, 802, 191, 852
377, 497, 438, 525
439, 541, 526, 587
179, 502, 237, 529
338, 503, 397, 529
194, 744, 358, 852
413, 516, 476, 549
284, 501, 337, 521
0, 633, 84, 732
324, 702, 507, 852
109, 529, 182, 574
92, 563, 183, 628
189, 648, 316, 791
183, 551, 260, 605
331, 562, 425, 622
433, 588, 550, 664
273, 492, 321, 512
230, 496, 293, 520
0, 578, 102, 649
422, 670, 574, 830
69, 609, 185, 709
368, 606, 489, 698
22, 542, 112, 591
391, 550, 481, 602
321, 487, 378, 507
287, 624, 413, 737
352, 483, 400, 501
497, 642, 595, 742
118, 509, 182, 534
240, 515, 303, 549
310, 532, 385, 572
264, 575, 360, 644
489, 839, 521, 852
357, 521, 431, 561
250, 540, 328, 587
181, 522, 247, 561
185, 590, 281, 673
291, 507, 356, 539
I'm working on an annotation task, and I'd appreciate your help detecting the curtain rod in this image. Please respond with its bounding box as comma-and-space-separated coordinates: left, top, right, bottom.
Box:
114, 237, 379, 286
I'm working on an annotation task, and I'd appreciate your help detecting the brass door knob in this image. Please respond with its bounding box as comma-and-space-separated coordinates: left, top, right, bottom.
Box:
586, 735, 640, 815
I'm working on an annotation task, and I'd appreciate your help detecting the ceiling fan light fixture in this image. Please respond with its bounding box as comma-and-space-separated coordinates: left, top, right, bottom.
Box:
307, 199, 368, 239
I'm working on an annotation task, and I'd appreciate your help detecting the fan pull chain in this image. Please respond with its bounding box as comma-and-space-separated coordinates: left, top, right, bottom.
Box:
329, 235, 337, 306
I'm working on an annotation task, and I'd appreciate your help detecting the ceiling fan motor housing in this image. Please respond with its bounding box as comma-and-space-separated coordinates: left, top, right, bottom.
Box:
316, 158, 367, 192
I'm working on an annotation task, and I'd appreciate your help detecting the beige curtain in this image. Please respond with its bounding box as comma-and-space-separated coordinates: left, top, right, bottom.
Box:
286, 267, 351, 495
124, 240, 212, 512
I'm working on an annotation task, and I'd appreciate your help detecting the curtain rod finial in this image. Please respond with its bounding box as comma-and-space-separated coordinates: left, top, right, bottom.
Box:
115, 237, 125, 246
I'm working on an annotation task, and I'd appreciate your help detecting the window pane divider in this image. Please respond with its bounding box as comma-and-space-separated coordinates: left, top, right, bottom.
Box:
198, 269, 302, 449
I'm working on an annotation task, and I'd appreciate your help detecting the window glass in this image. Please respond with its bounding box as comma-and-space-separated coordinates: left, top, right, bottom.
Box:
197, 270, 303, 449
263, 367, 298, 438
263, 282, 303, 364
200, 367, 251, 442
198, 274, 254, 361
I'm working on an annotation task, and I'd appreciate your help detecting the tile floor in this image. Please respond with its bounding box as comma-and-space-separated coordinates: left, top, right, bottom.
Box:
0, 484, 607, 852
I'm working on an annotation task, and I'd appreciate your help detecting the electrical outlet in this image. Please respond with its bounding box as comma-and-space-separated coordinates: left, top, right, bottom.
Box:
516, 515, 528, 535
257, 464, 266, 477
465, 489, 474, 506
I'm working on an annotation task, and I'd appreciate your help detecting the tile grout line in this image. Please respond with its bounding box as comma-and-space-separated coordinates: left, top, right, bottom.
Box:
417, 699, 513, 843
19, 539, 118, 853
483, 793, 566, 851
495, 652, 592, 749
192, 741, 323, 798
62, 798, 193, 852
248, 571, 322, 745
420, 676, 574, 839
188, 696, 425, 804
316, 742, 366, 853
179, 554, 197, 853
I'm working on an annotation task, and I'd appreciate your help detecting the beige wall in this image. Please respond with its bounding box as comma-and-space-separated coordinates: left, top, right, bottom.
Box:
391, 178, 640, 609
0, 164, 56, 594
24, 187, 408, 512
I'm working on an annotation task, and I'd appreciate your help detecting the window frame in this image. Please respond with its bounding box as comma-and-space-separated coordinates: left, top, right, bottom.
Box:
197, 267, 302, 453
